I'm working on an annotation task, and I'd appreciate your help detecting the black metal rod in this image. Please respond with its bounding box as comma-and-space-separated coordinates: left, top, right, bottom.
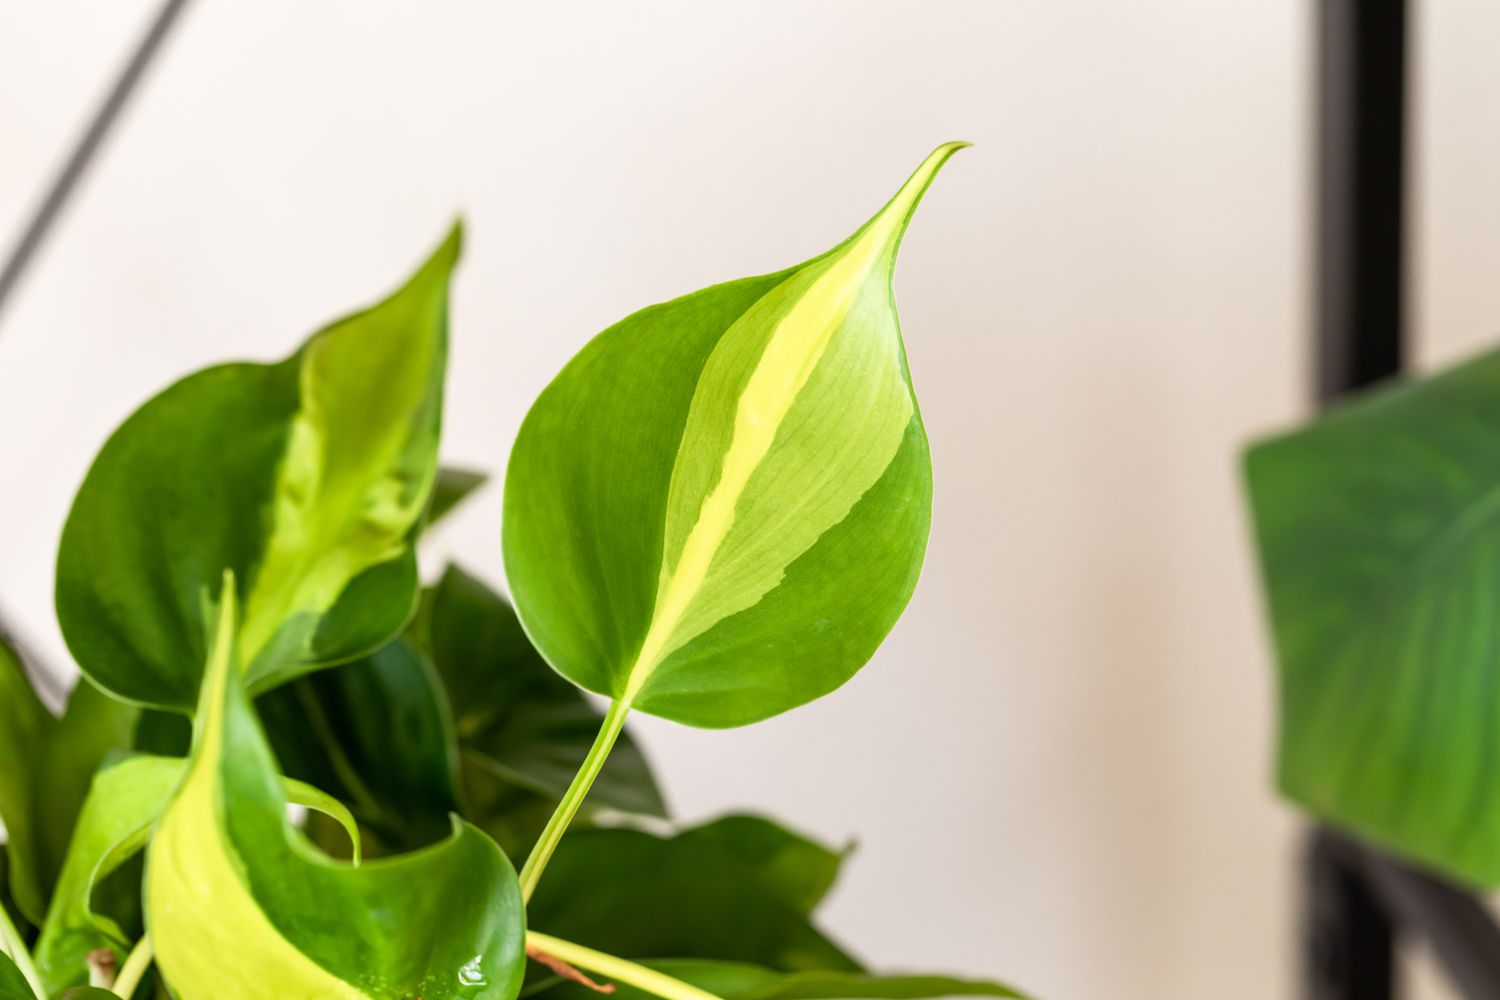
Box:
1355, 840, 1500, 997
0, 0, 194, 705
1306, 831, 1395, 1000
1307, 1, 1408, 995
1315, 0, 1407, 403
0, 0, 194, 327
1309, 3, 1500, 998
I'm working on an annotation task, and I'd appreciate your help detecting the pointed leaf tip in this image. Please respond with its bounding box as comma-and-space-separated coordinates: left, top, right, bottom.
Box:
504, 145, 953, 727
855, 143, 969, 267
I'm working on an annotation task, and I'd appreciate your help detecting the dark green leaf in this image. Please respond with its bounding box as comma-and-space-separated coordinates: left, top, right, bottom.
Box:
430, 566, 666, 817
428, 466, 490, 527
259, 638, 462, 851
527, 824, 858, 973
0, 638, 54, 924
676, 815, 844, 916
1246, 345, 1500, 884
57, 227, 460, 711
0, 952, 35, 1000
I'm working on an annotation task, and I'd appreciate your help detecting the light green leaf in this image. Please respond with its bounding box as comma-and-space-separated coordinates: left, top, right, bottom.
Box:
503, 145, 963, 727
429, 566, 665, 817
526, 823, 858, 972
1246, 344, 1500, 884
146, 576, 525, 999
31, 679, 140, 919
0, 637, 54, 925
429, 466, 490, 527
34, 756, 179, 994
35, 754, 362, 995
529, 960, 1026, 1000
57, 227, 461, 711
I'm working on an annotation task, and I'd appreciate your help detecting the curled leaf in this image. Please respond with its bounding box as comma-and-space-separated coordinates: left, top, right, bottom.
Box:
58, 227, 461, 711
145, 575, 526, 999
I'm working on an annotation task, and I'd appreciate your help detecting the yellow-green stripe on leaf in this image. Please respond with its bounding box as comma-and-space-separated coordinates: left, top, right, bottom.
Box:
504, 144, 964, 727
57, 227, 460, 712
34, 754, 363, 995
145, 576, 526, 999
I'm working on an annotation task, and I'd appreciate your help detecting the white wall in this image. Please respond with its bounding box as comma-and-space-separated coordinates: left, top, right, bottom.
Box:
0, 3, 1333, 997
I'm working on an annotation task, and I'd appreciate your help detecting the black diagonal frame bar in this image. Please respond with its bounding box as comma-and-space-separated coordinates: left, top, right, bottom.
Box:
0, 0, 193, 703
0, 0, 193, 326
1308, 2, 1500, 999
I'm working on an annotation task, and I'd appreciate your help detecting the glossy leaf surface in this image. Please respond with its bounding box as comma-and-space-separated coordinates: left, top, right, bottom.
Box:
146, 580, 525, 999
533, 961, 1025, 1000
429, 566, 665, 816
1246, 345, 1500, 883
57, 229, 460, 711
527, 822, 857, 972
504, 145, 963, 727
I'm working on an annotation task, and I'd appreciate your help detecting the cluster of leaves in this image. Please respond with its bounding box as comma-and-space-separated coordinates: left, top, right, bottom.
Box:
0, 144, 1021, 1000
1246, 346, 1500, 886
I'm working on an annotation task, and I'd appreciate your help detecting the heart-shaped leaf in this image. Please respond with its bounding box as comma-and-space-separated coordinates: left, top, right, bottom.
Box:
526, 822, 858, 972
503, 145, 963, 727
1246, 344, 1500, 883
57, 227, 460, 712
145, 576, 526, 999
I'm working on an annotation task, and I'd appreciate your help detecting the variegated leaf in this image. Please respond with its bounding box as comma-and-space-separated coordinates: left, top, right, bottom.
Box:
145, 576, 526, 999
503, 144, 963, 726
57, 227, 460, 711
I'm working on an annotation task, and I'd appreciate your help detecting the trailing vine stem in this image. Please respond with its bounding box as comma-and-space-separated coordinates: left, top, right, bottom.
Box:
526, 932, 725, 1000
518, 697, 631, 902
112, 935, 153, 998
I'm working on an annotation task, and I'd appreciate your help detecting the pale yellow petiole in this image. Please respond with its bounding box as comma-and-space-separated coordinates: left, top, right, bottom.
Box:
112, 935, 154, 998
0, 901, 45, 998
526, 932, 725, 1000
518, 697, 631, 902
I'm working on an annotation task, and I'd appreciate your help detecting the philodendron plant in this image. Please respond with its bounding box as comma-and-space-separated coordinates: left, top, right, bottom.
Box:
0, 144, 1020, 1000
